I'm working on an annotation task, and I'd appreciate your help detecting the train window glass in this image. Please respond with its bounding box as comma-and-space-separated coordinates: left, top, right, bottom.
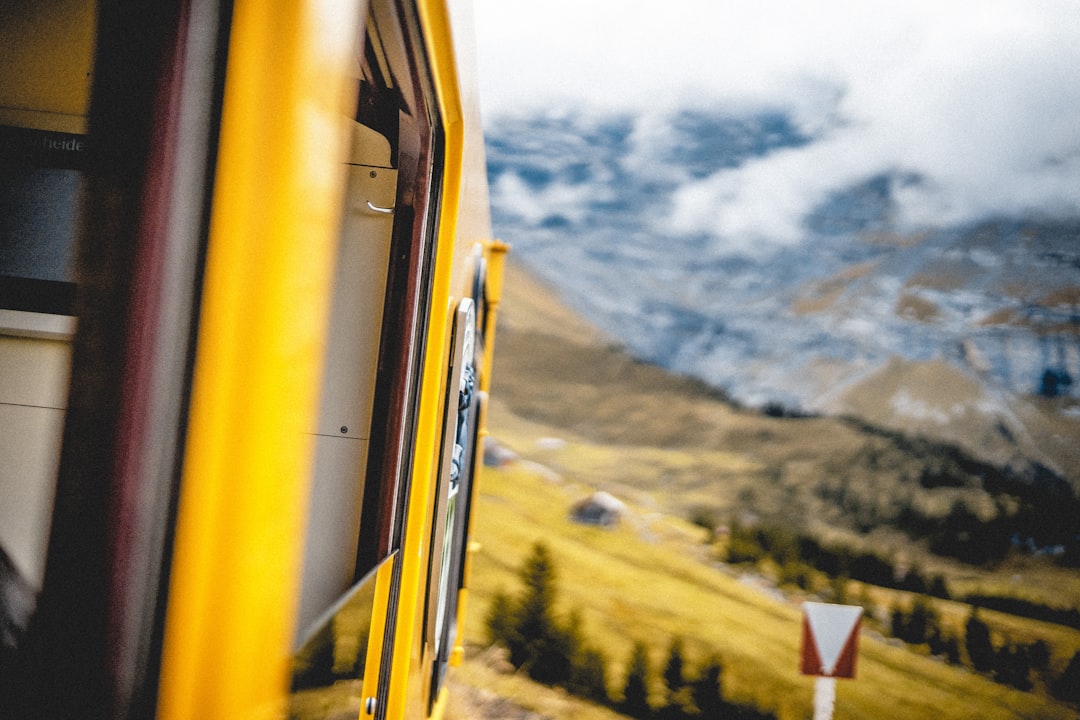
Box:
0, 126, 85, 324
0, 0, 94, 329
0, 0, 92, 668
426, 298, 481, 701
289, 552, 395, 717
0, 163, 80, 282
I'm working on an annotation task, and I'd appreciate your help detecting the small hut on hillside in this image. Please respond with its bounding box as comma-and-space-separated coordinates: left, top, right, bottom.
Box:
569, 491, 625, 527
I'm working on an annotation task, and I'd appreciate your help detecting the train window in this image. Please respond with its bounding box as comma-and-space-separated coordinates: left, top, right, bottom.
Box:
291, 0, 444, 713
0, 127, 84, 327
291, 553, 396, 716
0, 0, 92, 672
0, 151, 81, 306
426, 297, 482, 699
0, 0, 93, 331
295, 0, 441, 623
0, 129, 83, 623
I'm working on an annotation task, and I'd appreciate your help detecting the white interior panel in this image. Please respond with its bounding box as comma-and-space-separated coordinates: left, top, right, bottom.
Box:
313, 162, 397, 439
296, 434, 367, 637
296, 120, 397, 642
0, 333, 71, 588
0, 334, 72, 407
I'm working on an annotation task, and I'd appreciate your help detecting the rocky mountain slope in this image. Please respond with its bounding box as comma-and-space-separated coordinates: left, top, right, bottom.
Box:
485, 109, 1080, 484
488, 258, 1080, 583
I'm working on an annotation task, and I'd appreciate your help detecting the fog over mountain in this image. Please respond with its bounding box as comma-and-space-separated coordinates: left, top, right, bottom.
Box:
474, 1, 1080, 478
484, 107, 1080, 426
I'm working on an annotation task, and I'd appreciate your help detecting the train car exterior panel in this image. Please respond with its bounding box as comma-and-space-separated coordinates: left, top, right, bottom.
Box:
1, 0, 502, 718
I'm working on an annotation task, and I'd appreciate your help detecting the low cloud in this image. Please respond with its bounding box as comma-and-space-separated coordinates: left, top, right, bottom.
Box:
491, 171, 601, 228
475, 0, 1080, 250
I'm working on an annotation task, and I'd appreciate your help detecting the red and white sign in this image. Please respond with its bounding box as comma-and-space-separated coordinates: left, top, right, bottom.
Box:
800, 602, 862, 679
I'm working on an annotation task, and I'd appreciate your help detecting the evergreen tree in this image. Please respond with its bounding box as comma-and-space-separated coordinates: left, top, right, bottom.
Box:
890, 604, 907, 641
691, 654, 725, 718
570, 645, 611, 705
905, 596, 937, 645
484, 589, 516, 648
564, 610, 610, 704
830, 574, 850, 605
659, 638, 691, 719
512, 542, 558, 664
511, 542, 575, 684
662, 638, 686, 697
993, 644, 1032, 691
891, 597, 937, 645
485, 542, 578, 686
1027, 639, 1051, 672
620, 641, 653, 719
928, 626, 961, 665
1051, 650, 1080, 703
965, 608, 995, 673
928, 574, 950, 599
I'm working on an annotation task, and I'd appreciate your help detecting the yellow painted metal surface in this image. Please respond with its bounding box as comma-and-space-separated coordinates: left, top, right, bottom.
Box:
155, 1, 364, 718
451, 239, 508, 669
360, 553, 398, 714
479, 240, 509, 396
382, 0, 497, 715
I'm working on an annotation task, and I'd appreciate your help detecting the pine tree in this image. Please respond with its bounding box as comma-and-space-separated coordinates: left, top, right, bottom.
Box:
659, 638, 691, 719
513, 542, 558, 661
511, 542, 575, 685
1027, 639, 1051, 672
662, 638, 686, 697
620, 641, 653, 719
565, 609, 610, 703
484, 589, 516, 648
691, 654, 725, 718
487, 543, 621, 697
570, 645, 611, 705
928, 574, 950, 599
993, 644, 1032, 691
1052, 650, 1080, 703
965, 608, 995, 673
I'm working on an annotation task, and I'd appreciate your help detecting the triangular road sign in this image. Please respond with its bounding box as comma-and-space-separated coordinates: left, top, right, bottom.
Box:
800, 602, 862, 678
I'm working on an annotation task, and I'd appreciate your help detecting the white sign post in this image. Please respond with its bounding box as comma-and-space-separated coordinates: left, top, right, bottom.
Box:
813, 676, 836, 720
799, 602, 862, 720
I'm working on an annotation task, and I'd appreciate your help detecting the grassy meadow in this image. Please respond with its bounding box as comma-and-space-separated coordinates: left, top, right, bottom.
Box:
447, 261, 1080, 718
458, 447, 1080, 720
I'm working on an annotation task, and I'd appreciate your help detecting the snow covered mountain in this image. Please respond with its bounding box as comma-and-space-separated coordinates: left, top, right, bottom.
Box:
484, 109, 1080, 479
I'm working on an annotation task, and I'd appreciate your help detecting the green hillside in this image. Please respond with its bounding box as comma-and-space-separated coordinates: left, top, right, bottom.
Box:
457, 459, 1080, 716
456, 459, 1079, 720
487, 262, 1080, 607
447, 260, 1080, 719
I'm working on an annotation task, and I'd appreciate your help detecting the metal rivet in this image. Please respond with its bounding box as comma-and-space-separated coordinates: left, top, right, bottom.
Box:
369, 170, 377, 178
340, 426, 348, 434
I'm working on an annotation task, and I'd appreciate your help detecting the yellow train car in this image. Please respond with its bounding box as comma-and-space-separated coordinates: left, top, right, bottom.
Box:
0, 0, 505, 718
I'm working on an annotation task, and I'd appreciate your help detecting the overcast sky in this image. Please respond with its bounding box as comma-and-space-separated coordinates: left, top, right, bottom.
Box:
473, 0, 1080, 251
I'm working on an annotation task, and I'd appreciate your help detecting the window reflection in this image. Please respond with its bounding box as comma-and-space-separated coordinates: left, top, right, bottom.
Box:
0, 165, 80, 284
290, 553, 394, 720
